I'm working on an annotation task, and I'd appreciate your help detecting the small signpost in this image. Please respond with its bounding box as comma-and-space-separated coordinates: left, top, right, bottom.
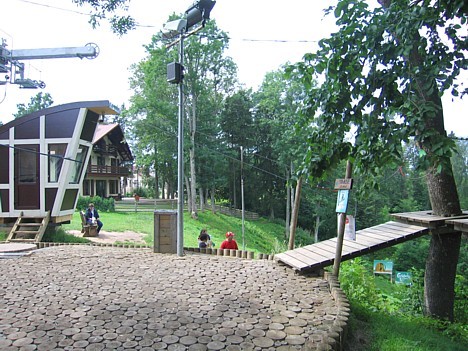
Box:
333, 161, 353, 276
373, 260, 394, 282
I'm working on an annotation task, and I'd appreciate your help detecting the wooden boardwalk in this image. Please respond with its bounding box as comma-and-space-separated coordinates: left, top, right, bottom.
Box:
275, 221, 429, 272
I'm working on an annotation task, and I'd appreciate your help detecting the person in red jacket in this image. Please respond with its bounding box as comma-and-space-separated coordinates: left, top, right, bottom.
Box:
220, 231, 238, 250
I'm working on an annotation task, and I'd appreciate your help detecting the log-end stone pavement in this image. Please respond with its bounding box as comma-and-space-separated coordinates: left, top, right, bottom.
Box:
0, 245, 349, 350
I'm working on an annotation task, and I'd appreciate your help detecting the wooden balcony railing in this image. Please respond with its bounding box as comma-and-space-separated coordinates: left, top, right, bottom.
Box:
92, 145, 118, 156
86, 164, 131, 177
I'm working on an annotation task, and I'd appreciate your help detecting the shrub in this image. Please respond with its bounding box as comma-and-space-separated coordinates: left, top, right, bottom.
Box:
339, 258, 383, 311
77, 196, 115, 212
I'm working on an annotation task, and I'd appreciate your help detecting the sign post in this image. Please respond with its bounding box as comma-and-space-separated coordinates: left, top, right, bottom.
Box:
333, 161, 353, 277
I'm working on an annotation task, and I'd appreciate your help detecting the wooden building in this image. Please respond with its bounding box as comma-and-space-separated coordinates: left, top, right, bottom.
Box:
0, 101, 119, 225
82, 123, 133, 200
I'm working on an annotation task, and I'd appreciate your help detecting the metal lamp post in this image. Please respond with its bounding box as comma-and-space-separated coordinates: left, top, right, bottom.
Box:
164, 0, 216, 257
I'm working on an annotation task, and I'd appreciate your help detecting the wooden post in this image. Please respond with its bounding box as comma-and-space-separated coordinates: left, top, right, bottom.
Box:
333, 161, 353, 277
288, 176, 303, 250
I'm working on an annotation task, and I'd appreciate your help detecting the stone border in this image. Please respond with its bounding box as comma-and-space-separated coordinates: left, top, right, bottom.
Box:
184, 246, 275, 260
35, 241, 152, 249
313, 272, 350, 351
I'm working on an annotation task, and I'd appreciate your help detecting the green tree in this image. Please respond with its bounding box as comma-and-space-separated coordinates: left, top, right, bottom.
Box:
72, 0, 135, 35
126, 18, 236, 209
252, 68, 311, 232
289, 0, 467, 320
219, 90, 254, 208
14, 92, 53, 118
126, 37, 179, 199
181, 21, 237, 218
452, 138, 468, 209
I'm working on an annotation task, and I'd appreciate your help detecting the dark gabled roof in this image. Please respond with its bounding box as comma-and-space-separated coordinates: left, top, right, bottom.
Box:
0, 100, 119, 137
93, 123, 133, 161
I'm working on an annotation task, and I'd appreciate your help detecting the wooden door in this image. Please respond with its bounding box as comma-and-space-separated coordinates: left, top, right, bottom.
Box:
15, 144, 40, 209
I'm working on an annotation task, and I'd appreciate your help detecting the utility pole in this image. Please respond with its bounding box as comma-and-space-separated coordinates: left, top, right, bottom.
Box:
164, 0, 216, 257
240, 146, 245, 250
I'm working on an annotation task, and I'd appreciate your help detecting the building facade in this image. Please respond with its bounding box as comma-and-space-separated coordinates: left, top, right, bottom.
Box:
81, 123, 133, 199
0, 101, 120, 224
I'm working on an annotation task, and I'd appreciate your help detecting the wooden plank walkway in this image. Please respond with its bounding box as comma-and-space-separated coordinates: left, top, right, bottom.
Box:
275, 221, 429, 272
391, 210, 468, 228
445, 218, 468, 233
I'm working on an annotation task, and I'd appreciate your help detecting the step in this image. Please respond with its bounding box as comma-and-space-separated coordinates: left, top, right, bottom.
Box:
8, 238, 37, 242
12, 231, 40, 235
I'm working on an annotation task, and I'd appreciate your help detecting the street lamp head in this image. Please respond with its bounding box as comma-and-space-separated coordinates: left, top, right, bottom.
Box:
162, 19, 188, 38
185, 0, 216, 31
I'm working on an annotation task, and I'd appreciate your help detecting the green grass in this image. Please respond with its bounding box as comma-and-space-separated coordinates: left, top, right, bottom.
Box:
346, 304, 468, 351
60, 210, 298, 253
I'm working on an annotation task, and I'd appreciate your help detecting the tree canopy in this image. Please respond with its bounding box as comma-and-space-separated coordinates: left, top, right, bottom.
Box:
289, 0, 467, 321
14, 92, 54, 119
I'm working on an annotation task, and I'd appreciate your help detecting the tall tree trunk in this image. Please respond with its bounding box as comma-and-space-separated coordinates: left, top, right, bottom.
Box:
288, 176, 303, 250
378, 0, 463, 322
189, 100, 198, 219
232, 164, 237, 209
185, 176, 192, 215
199, 187, 204, 212
314, 215, 320, 243
211, 186, 216, 214
285, 168, 291, 240
424, 159, 462, 321
154, 145, 160, 199
416, 57, 462, 323
154, 171, 159, 199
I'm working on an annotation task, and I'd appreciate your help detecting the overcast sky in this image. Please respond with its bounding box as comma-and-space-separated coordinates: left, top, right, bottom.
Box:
1, 0, 466, 137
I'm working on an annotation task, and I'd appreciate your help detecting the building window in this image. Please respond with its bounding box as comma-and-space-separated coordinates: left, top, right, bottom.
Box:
18, 148, 37, 183
48, 144, 67, 183
70, 145, 88, 184
96, 180, 106, 198
109, 180, 118, 194
83, 180, 90, 196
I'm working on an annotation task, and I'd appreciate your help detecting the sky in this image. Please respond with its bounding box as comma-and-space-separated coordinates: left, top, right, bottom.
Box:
0, 0, 467, 137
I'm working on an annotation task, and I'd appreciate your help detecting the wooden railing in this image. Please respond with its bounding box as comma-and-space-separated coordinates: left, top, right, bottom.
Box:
86, 164, 131, 177
114, 199, 259, 220
212, 205, 259, 220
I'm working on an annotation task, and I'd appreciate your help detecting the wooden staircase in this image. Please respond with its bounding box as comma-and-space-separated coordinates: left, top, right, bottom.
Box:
6, 211, 50, 243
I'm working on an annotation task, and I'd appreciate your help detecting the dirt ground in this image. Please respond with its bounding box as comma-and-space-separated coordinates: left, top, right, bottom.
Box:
67, 230, 147, 244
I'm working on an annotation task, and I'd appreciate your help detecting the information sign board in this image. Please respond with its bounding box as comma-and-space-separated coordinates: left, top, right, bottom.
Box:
334, 178, 353, 190
335, 190, 349, 213
396, 271, 413, 285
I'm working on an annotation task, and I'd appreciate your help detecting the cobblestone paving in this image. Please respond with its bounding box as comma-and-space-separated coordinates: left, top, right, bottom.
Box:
0, 246, 340, 350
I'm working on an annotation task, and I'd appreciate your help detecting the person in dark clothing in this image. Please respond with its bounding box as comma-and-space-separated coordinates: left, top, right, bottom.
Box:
85, 203, 103, 234
198, 232, 209, 248
198, 228, 215, 248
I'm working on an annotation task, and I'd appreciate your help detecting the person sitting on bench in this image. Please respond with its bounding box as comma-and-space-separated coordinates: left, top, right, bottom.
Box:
85, 203, 103, 234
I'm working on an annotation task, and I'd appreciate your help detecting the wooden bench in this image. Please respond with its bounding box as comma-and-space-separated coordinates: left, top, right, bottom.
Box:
80, 211, 98, 237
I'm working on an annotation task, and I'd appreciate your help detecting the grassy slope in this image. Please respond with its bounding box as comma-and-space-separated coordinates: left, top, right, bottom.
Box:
346, 304, 467, 351
59, 210, 299, 253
